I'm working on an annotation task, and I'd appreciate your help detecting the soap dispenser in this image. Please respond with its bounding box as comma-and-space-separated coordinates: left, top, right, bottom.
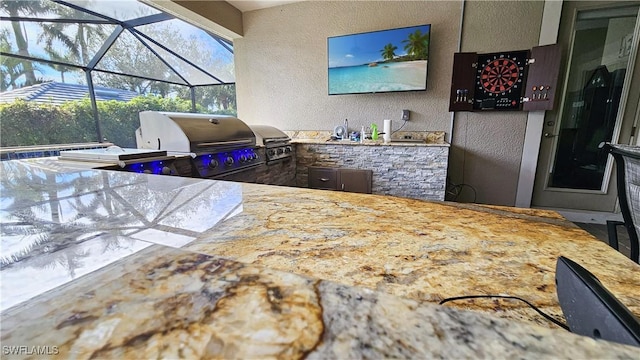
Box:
344, 119, 348, 137
370, 123, 379, 140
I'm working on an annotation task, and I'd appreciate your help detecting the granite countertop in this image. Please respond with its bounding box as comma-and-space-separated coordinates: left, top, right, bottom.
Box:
286, 130, 450, 147
1, 159, 639, 358
187, 185, 640, 329
291, 138, 450, 147
4, 246, 637, 359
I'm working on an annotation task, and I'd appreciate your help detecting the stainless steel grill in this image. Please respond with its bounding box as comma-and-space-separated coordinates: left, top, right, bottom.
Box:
136, 111, 262, 178
250, 125, 292, 164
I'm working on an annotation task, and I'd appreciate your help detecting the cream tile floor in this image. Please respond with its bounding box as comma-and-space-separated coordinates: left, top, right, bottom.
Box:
575, 222, 634, 261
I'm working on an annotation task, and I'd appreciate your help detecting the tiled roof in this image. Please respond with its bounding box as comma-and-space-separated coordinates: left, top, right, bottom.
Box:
0, 82, 139, 105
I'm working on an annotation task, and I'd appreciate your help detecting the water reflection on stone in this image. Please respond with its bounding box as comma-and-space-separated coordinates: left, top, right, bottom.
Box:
0, 159, 243, 311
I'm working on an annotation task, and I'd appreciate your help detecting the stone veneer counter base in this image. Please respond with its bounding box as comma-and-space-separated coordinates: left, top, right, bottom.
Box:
288, 130, 449, 201
294, 140, 449, 201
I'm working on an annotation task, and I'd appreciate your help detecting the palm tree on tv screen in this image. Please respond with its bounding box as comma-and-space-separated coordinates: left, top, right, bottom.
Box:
380, 43, 397, 61
402, 29, 429, 61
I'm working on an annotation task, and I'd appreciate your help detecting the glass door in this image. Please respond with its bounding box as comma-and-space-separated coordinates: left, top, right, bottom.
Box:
532, 1, 640, 211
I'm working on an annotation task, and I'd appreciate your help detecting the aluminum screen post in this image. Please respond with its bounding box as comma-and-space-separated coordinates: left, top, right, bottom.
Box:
190, 87, 196, 112
85, 70, 103, 143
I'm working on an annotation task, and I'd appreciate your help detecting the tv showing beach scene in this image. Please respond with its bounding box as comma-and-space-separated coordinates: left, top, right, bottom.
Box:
328, 24, 430, 95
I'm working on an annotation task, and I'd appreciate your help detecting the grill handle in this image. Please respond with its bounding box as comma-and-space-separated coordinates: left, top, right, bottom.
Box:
264, 138, 290, 143
196, 140, 253, 148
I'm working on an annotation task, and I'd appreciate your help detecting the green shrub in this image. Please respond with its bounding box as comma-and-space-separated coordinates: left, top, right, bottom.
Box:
0, 96, 212, 148
0, 100, 95, 146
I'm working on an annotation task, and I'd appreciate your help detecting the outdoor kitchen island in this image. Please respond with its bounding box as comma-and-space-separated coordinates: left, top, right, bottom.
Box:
1, 159, 639, 358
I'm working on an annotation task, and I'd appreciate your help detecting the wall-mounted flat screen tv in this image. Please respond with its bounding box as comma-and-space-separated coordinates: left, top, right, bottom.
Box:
328, 24, 431, 95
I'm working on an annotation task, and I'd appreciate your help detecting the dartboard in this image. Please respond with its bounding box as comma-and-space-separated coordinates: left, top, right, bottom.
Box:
473, 51, 529, 110
480, 58, 520, 93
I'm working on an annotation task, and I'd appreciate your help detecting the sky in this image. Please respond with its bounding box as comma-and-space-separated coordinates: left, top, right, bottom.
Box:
328, 24, 430, 68
1, 0, 231, 88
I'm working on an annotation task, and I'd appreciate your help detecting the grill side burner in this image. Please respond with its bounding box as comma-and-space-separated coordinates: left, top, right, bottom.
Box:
58, 147, 185, 176
250, 125, 292, 164
136, 111, 263, 178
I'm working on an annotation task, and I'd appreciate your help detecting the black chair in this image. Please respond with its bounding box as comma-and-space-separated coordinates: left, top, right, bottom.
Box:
604, 143, 640, 264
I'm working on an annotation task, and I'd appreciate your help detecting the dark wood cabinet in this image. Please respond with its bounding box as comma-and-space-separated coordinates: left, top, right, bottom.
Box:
308, 166, 338, 190
337, 168, 372, 194
308, 166, 372, 194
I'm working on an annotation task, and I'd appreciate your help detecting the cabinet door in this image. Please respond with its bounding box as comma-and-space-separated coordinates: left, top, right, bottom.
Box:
522, 44, 562, 111
449, 52, 477, 112
338, 169, 372, 194
308, 167, 338, 190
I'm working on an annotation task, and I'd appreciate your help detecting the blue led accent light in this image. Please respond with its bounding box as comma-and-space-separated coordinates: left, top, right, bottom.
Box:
195, 148, 256, 172
201, 154, 216, 167
150, 161, 163, 174
126, 161, 166, 174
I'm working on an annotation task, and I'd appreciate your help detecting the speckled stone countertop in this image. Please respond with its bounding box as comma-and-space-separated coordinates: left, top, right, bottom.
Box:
286, 130, 450, 147
291, 138, 449, 147
1, 159, 639, 358
187, 186, 640, 329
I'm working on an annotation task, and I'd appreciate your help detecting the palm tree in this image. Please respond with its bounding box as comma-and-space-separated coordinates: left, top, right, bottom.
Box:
2, 1, 106, 87
380, 43, 397, 61
42, 49, 78, 82
38, 6, 107, 65
402, 30, 429, 61
1, 29, 23, 90
206, 84, 237, 111
1, 29, 47, 90
0, 0, 49, 86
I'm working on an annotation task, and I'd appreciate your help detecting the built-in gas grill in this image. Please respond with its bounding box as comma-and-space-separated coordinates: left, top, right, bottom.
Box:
136, 111, 262, 179
55, 113, 293, 184
250, 125, 292, 164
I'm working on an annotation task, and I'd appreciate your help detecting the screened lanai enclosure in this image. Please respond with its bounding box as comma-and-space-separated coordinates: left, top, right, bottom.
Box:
0, 0, 236, 148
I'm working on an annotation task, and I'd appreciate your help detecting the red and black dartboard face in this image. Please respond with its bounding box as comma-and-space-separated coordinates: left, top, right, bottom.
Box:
480, 58, 520, 94
473, 51, 529, 110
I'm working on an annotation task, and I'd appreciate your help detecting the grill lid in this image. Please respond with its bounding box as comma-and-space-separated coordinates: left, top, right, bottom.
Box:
137, 111, 255, 153
250, 125, 290, 146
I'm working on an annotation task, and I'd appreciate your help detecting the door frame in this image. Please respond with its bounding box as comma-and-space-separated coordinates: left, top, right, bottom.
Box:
515, 0, 563, 207
516, 0, 640, 209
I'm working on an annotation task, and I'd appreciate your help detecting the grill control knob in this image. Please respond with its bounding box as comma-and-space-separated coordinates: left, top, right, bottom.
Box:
252, 153, 259, 160
240, 155, 248, 163
143, 169, 152, 174
161, 166, 172, 175
267, 149, 275, 156
224, 156, 234, 166
284, 146, 292, 153
277, 148, 284, 155
208, 159, 219, 169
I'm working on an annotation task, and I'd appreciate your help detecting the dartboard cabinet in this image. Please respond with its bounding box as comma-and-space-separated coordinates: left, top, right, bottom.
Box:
448, 44, 562, 112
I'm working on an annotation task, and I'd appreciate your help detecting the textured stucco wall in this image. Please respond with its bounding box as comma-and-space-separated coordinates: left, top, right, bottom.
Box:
234, 1, 461, 134
232, 0, 544, 206
448, 1, 544, 206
